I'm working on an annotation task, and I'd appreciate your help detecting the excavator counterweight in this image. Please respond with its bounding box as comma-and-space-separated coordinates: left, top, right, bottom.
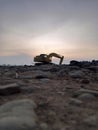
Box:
34, 53, 64, 65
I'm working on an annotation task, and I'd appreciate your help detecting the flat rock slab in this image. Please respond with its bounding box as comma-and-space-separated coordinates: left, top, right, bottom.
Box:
0, 99, 38, 130
0, 83, 21, 95
73, 88, 98, 97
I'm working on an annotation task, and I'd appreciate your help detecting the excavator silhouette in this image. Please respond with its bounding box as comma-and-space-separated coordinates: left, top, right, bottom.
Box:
34, 53, 64, 65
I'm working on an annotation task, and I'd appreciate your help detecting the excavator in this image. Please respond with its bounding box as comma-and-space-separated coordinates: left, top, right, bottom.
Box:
34, 53, 64, 65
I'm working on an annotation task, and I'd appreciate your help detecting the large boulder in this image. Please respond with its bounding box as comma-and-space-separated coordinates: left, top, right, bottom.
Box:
0, 99, 38, 130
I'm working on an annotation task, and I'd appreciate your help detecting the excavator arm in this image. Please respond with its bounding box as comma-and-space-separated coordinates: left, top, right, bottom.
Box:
48, 53, 64, 65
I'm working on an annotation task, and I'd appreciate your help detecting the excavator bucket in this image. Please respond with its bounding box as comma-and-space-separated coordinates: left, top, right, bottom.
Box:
59, 56, 64, 65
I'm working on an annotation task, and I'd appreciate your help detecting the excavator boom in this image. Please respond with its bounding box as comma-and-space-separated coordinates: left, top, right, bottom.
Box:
47, 53, 64, 65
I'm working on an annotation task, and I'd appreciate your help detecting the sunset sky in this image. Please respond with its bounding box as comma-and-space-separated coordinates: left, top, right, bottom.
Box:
0, 0, 97, 65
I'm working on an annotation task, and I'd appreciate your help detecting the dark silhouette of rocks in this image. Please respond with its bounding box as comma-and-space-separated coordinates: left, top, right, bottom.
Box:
70, 60, 98, 67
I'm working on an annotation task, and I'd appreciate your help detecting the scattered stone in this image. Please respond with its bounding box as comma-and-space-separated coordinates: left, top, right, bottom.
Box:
40, 123, 50, 130
19, 75, 33, 79
83, 115, 98, 127
4, 71, 15, 77
15, 72, 19, 78
38, 101, 49, 108
73, 88, 98, 97
88, 66, 98, 72
78, 93, 95, 101
68, 98, 83, 106
80, 85, 86, 89
40, 78, 50, 82
0, 83, 21, 96
20, 86, 35, 94
35, 75, 48, 79
68, 70, 84, 78
56, 67, 69, 77
94, 73, 98, 81
81, 79, 90, 84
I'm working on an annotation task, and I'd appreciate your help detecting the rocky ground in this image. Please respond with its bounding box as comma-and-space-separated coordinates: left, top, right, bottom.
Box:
0, 60, 98, 130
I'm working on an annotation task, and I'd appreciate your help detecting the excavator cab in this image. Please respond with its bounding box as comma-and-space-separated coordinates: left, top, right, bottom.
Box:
34, 53, 64, 65
34, 54, 51, 63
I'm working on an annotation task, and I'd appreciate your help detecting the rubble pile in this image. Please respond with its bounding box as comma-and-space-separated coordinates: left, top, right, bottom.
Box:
0, 60, 98, 130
